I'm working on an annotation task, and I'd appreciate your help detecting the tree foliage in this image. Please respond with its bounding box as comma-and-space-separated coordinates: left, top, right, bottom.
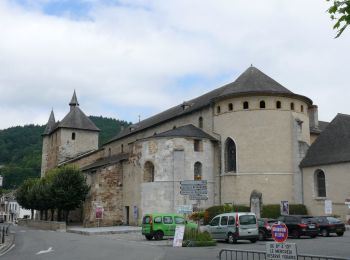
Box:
15, 165, 90, 222
327, 0, 350, 37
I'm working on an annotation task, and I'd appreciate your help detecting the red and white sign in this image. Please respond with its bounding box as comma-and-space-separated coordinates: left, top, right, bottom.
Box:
271, 223, 288, 243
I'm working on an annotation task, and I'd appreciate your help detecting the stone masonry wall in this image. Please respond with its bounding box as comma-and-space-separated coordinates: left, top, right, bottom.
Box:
83, 163, 123, 227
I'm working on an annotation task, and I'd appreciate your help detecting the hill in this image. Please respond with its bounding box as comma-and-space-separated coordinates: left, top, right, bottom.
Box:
0, 116, 130, 190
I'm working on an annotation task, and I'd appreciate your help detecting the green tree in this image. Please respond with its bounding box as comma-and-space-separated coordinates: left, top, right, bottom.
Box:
51, 166, 90, 223
15, 178, 40, 219
327, 0, 350, 37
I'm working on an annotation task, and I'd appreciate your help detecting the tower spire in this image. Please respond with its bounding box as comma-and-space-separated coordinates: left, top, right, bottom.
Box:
43, 109, 56, 135
69, 90, 79, 107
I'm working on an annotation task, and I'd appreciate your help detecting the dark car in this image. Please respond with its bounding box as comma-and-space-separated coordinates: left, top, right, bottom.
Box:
257, 218, 276, 241
278, 215, 319, 238
314, 216, 345, 237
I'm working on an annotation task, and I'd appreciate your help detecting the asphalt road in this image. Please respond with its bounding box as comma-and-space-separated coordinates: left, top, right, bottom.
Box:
4, 225, 350, 260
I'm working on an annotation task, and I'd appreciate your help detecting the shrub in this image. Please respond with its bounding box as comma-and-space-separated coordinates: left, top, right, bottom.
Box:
204, 204, 250, 224
261, 204, 308, 218
182, 229, 216, 247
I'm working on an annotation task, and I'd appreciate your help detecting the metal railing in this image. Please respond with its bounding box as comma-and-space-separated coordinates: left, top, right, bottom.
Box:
218, 249, 349, 260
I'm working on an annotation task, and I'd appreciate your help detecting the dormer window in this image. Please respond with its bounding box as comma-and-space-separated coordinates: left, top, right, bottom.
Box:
72, 132, 76, 140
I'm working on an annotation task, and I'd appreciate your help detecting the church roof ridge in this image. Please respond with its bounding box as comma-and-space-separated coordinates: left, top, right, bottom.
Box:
105, 66, 312, 145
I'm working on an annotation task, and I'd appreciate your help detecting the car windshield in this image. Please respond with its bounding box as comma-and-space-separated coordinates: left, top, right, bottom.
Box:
326, 217, 342, 224
142, 216, 150, 224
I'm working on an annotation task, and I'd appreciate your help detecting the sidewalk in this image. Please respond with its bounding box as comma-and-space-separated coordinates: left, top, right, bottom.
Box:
0, 225, 15, 256
67, 225, 141, 235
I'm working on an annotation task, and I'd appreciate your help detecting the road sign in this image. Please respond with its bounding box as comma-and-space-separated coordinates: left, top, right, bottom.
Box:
266, 242, 297, 260
271, 223, 288, 243
176, 205, 193, 214
180, 189, 207, 195
189, 194, 208, 200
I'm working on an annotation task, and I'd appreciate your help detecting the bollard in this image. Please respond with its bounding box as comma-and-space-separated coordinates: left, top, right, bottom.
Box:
5, 225, 9, 235
1, 227, 4, 244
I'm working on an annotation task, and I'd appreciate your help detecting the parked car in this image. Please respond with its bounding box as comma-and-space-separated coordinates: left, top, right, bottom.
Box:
203, 212, 259, 244
277, 215, 319, 238
314, 216, 345, 237
257, 218, 276, 241
142, 213, 197, 240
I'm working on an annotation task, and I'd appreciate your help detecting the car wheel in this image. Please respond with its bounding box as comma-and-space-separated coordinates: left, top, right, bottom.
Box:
250, 238, 257, 243
310, 234, 317, 238
258, 231, 265, 241
145, 234, 153, 240
227, 233, 237, 244
154, 231, 164, 240
292, 230, 300, 239
336, 232, 344, 237
321, 229, 329, 237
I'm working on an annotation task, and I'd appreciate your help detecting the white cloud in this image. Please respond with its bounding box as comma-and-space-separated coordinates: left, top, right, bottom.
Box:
0, 0, 349, 129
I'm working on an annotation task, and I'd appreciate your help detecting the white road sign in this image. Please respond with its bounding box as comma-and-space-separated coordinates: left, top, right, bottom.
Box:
266, 242, 297, 260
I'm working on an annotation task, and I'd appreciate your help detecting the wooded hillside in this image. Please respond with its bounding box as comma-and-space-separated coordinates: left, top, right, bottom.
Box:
0, 116, 130, 190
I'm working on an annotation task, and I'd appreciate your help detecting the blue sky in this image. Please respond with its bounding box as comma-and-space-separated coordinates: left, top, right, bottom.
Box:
0, 0, 349, 129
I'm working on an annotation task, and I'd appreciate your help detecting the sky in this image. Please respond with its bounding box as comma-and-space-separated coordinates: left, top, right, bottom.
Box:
0, 0, 349, 130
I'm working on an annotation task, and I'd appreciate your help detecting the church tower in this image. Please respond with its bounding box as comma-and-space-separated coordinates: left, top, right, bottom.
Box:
41, 91, 100, 176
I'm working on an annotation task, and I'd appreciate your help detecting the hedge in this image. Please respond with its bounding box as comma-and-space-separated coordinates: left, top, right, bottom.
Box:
204, 204, 250, 224
261, 204, 308, 218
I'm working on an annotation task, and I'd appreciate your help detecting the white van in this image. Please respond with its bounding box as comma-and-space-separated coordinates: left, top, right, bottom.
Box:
203, 212, 259, 243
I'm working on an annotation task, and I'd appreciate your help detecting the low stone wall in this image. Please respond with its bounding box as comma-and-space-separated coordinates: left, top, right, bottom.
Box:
18, 219, 66, 231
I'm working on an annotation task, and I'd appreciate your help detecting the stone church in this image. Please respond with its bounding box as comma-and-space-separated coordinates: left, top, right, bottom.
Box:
41, 66, 350, 226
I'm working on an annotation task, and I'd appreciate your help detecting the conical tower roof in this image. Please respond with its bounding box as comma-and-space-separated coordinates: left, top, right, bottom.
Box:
69, 90, 79, 107
42, 110, 56, 135
58, 91, 99, 132
218, 66, 293, 97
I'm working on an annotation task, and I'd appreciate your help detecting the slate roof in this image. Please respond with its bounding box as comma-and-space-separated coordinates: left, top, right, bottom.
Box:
300, 114, 350, 167
106, 66, 312, 145
148, 124, 217, 141
43, 110, 56, 136
81, 153, 129, 171
43, 92, 100, 134
58, 106, 100, 132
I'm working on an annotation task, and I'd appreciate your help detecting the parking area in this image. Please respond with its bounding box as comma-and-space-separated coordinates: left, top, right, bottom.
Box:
97, 231, 350, 258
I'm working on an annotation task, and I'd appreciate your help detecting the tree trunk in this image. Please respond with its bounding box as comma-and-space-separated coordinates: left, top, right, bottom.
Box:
44, 210, 48, 221
40, 210, 43, 220
65, 210, 70, 224
50, 209, 54, 221
31, 209, 34, 219
57, 209, 62, 222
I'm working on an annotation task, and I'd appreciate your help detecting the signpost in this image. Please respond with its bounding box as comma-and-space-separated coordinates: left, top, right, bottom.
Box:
176, 205, 193, 214
95, 206, 104, 227
266, 223, 297, 260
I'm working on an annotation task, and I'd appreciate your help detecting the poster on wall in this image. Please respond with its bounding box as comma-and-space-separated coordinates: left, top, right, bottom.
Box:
280, 201, 289, 215
324, 200, 332, 214
95, 206, 104, 220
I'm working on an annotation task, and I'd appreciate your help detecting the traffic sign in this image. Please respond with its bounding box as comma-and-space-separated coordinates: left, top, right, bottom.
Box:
180, 180, 207, 185
271, 223, 288, 243
180, 190, 208, 195
266, 242, 297, 260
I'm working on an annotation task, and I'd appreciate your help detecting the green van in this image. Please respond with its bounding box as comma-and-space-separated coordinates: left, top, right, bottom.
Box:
142, 213, 197, 240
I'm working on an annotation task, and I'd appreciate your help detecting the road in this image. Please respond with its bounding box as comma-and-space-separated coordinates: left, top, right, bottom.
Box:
4, 225, 350, 260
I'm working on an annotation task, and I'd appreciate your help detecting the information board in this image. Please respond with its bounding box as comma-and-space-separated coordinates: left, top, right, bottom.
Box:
173, 225, 185, 247
266, 242, 297, 260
